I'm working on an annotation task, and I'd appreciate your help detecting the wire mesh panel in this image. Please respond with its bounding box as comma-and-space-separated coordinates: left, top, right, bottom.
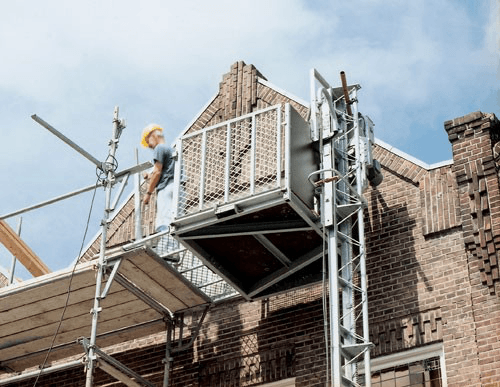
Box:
173, 249, 238, 301
178, 134, 203, 214
204, 124, 228, 207
228, 117, 253, 201
148, 232, 237, 301
177, 105, 282, 217
254, 107, 281, 195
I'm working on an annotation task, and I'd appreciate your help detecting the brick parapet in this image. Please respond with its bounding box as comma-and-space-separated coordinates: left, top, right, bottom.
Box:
445, 111, 500, 384
445, 112, 500, 294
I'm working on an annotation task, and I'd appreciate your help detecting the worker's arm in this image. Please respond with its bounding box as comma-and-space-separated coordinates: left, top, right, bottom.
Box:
143, 161, 163, 205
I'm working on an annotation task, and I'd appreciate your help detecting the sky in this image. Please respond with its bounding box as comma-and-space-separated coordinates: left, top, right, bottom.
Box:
0, 0, 498, 280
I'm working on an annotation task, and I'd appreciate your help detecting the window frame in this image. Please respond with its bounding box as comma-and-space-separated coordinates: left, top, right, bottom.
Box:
260, 377, 296, 387
359, 342, 448, 386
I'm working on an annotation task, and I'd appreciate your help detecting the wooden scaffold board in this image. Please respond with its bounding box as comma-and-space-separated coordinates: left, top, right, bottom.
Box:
0, 246, 210, 373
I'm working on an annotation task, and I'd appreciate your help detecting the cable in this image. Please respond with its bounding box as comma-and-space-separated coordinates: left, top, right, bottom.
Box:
32, 179, 100, 387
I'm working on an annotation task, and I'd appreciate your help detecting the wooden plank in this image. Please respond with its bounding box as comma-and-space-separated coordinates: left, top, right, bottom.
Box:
0, 289, 137, 338
0, 219, 50, 276
127, 251, 209, 307
6, 319, 165, 372
0, 262, 97, 312
0, 298, 154, 350
0, 246, 210, 373
0, 303, 161, 361
0, 274, 128, 325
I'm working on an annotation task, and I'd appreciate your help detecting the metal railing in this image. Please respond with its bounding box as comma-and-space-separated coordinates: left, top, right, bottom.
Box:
175, 105, 283, 217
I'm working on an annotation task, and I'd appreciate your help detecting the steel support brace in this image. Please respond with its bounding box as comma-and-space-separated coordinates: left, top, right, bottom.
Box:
114, 273, 173, 317
101, 259, 123, 299
95, 347, 155, 387
171, 306, 210, 354
80, 338, 156, 387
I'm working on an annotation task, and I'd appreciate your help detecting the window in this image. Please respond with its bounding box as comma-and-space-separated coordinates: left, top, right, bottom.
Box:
370, 357, 442, 386
359, 343, 447, 387
260, 378, 296, 387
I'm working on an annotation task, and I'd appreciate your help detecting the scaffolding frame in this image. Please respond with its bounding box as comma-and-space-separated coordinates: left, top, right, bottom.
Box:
0, 107, 217, 386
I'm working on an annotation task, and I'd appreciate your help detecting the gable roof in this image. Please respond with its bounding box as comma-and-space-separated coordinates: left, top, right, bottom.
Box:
178, 61, 309, 139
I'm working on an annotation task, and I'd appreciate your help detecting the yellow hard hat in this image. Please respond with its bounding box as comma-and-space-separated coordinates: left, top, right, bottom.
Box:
141, 124, 163, 148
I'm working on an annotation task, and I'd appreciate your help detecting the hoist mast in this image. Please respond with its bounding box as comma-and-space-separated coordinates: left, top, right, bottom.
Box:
310, 69, 381, 386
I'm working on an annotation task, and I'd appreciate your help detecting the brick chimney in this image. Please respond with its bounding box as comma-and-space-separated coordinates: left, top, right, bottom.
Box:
445, 111, 500, 294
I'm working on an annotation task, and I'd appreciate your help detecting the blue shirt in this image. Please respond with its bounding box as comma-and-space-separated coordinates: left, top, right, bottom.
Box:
153, 143, 175, 191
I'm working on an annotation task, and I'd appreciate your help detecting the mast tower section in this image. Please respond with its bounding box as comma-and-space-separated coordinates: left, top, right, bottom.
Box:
310, 69, 381, 386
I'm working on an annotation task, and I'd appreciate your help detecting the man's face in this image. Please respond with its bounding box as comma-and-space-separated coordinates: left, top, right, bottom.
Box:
146, 132, 159, 149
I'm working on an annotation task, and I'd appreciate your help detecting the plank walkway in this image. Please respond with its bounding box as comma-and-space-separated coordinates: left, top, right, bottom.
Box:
0, 246, 210, 372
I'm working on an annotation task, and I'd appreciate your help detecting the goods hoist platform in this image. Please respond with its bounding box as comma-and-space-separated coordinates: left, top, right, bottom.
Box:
171, 69, 382, 386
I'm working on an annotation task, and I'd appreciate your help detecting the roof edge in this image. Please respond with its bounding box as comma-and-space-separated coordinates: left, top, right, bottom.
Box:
177, 91, 220, 143
375, 138, 453, 171
257, 78, 310, 108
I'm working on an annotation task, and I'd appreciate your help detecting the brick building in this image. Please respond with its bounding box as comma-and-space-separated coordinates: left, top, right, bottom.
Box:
1, 62, 500, 386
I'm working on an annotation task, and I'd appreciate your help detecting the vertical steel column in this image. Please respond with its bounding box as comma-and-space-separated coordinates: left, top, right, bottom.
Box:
276, 106, 282, 188
250, 115, 256, 195
85, 107, 122, 387
134, 148, 142, 241
352, 88, 372, 386
323, 138, 341, 386
224, 123, 232, 203
310, 69, 373, 386
163, 319, 173, 387
338, 130, 355, 381
8, 218, 22, 284
173, 139, 183, 219
198, 131, 207, 211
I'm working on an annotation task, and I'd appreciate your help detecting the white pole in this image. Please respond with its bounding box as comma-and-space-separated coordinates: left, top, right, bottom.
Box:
85, 106, 123, 386
134, 148, 142, 241
8, 217, 22, 284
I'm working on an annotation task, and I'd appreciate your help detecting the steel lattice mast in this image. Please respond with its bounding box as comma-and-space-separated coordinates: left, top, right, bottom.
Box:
310, 69, 379, 386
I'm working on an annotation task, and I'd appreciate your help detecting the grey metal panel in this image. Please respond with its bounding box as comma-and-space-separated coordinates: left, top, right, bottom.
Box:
287, 104, 318, 209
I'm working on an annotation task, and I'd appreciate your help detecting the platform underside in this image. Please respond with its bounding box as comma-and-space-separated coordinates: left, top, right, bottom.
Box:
173, 189, 324, 300
0, 247, 210, 373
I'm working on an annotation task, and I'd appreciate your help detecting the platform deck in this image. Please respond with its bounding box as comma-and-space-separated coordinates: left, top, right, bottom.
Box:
0, 247, 210, 372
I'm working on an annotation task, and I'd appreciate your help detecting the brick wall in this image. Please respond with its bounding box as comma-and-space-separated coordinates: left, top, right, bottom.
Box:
367, 144, 482, 385
444, 111, 500, 386
168, 288, 328, 387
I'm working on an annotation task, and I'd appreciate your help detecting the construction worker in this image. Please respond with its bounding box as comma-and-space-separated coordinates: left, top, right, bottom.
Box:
141, 124, 175, 233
